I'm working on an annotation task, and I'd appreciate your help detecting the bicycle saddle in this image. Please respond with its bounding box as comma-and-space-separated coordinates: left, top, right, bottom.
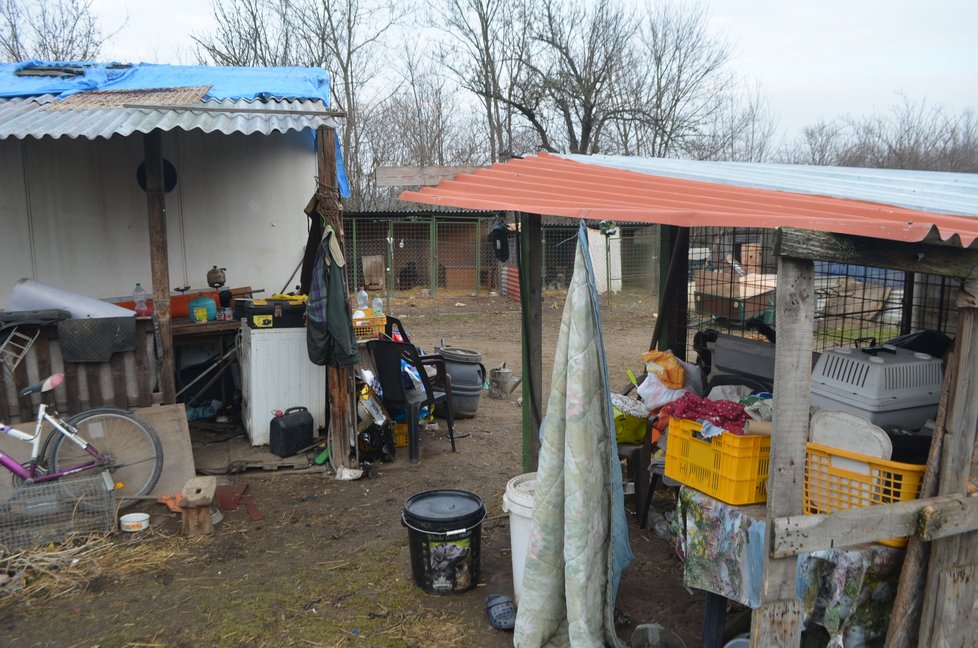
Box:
18, 373, 64, 399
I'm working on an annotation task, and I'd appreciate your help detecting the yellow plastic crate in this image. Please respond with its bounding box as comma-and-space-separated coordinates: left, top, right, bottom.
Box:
393, 423, 408, 448
352, 315, 386, 341
664, 418, 771, 505
804, 442, 925, 547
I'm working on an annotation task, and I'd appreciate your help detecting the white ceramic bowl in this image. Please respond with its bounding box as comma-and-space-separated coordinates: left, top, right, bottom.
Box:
119, 512, 150, 532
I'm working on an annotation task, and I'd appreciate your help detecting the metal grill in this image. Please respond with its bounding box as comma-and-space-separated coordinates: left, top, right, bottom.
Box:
0, 473, 117, 549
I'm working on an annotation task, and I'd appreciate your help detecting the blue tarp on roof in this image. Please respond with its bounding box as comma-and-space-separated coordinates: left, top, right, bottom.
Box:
0, 61, 331, 103
0, 61, 348, 197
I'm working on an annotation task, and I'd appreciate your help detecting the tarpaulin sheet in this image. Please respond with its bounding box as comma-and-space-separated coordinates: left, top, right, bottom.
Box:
0, 61, 330, 103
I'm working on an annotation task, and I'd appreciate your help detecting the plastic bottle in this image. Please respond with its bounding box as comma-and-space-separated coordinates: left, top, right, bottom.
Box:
133, 283, 151, 317
372, 296, 383, 318
356, 287, 369, 309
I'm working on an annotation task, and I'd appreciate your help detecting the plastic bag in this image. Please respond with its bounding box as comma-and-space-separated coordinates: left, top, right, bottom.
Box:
636, 373, 688, 410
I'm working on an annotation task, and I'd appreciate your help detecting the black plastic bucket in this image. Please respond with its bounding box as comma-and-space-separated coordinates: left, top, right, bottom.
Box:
402, 489, 486, 594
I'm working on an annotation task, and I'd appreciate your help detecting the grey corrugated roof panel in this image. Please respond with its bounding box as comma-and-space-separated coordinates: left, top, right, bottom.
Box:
564, 154, 978, 218
0, 96, 342, 140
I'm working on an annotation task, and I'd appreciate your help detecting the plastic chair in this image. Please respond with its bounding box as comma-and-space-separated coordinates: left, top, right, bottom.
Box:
365, 339, 457, 464
618, 419, 655, 529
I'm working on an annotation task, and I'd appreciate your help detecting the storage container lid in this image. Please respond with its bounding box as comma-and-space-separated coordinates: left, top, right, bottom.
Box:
403, 489, 485, 531
437, 347, 482, 363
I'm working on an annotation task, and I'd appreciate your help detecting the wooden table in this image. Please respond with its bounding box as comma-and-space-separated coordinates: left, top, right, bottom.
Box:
171, 319, 242, 403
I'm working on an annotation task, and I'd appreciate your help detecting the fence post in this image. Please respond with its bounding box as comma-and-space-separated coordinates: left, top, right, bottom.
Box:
430, 216, 438, 296
475, 219, 482, 295
386, 219, 394, 312
351, 218, 358, 292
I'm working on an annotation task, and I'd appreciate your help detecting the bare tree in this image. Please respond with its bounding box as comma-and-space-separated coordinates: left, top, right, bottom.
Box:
437, 0, 766, 159
298, 0, 407, 210
194, 0, 406, 209
438, 0, 539, 161
361, 52, 489, 209
0, 0, 114, 62
784, 98, 978, 172
192, 0, 299, 67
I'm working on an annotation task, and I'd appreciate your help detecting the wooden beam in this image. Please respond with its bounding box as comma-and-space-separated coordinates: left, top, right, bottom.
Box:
776, 227, 978, 280
885, 355, 954, 648
520, 212, 543, 473
144, 130, 176, 404
771, 494, 978, 558
316, 126, 357, 470
751, 256, 813, 647
375, 165, 483, 188
918, 281, 978, 647
651, 226, 689, 358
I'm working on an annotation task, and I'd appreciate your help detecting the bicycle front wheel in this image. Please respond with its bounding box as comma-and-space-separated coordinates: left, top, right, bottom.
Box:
48, 408, 164, 505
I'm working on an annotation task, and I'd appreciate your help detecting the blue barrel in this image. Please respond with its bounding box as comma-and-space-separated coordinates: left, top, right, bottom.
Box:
436, 346, 486, 419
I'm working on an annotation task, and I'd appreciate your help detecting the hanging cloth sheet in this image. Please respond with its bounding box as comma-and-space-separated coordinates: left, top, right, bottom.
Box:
306, 225, 359, 367
514, 222, 633, 648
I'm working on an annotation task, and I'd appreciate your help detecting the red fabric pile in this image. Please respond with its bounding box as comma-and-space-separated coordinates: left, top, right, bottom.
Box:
662, 392, 749, 435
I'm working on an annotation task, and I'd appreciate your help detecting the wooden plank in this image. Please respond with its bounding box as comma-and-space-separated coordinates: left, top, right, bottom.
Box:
85, 363, 103, 408
918, 282, 978, 646
776, 227, 978, 280
929, 564, 978, 645
751, 256, 813, 647
749, 599, 804, 648
13, 348, 30, 421
144, 129, 176, 404
771, 494, 978, 558
375, 165, 482, 188
520, 212, 543, 473
63, 361, 82, 414
133, 320, 153, 407
110, 352, 129, 409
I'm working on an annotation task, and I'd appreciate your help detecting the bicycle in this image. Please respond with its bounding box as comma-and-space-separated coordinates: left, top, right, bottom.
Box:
0, 373, 164, 508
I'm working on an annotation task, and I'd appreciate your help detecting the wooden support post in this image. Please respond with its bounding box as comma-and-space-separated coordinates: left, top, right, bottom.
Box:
144, 130, 176, 404
520, 212, 543, 473
750, 256, 813, 648
652, 226, 689, 359
316, 126, 357, 470
884, 354, 954, 648
180, 476, 217, 536
916, 281, 978, 647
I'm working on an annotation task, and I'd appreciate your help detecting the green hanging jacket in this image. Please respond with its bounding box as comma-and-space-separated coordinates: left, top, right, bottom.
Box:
306, 226, 360, 367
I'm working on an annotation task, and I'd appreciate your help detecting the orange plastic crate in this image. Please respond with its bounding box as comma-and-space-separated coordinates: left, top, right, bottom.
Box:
804, 442, 925, 547
664, 418, 771, 505
352, 315, 386, 341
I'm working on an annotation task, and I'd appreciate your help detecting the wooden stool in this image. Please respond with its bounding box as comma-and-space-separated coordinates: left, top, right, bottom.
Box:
180, 476, 217, 536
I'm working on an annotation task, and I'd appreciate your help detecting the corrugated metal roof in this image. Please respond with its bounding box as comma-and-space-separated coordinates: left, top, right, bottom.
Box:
399, 152, 978, 247
0, 95, 341, 140
569, 155, 978, 218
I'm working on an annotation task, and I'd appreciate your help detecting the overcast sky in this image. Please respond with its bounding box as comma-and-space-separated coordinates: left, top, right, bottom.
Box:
91, 0, 978, 140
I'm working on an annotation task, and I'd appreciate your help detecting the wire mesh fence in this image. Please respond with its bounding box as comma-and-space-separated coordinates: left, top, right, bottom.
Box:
344, 215, 500, 306
341, 217, 959, 362
684, 226, 959, 357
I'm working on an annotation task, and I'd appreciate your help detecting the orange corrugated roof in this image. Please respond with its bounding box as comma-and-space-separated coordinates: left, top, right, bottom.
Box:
400, 153, 978, 247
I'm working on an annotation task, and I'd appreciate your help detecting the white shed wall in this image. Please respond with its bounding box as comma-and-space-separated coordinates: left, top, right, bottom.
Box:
0, 129, 318, 306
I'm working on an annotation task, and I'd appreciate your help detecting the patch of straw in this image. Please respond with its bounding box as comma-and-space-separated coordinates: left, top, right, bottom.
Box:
0, 531, 198, 605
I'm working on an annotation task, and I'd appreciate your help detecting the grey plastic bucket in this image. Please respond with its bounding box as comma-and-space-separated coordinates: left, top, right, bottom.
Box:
435, 346, 486, 419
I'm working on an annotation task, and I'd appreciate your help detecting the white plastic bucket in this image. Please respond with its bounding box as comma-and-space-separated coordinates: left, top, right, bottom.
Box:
502, 472, 536, 605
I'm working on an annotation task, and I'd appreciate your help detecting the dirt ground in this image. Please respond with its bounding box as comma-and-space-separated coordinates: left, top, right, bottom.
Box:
0, 289, 710, 648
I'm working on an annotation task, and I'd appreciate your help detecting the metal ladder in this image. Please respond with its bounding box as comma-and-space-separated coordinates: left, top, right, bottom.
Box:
0, 325, 39, 374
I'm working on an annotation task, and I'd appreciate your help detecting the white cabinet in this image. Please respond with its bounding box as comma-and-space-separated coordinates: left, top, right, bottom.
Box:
240, 326, 326, 446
